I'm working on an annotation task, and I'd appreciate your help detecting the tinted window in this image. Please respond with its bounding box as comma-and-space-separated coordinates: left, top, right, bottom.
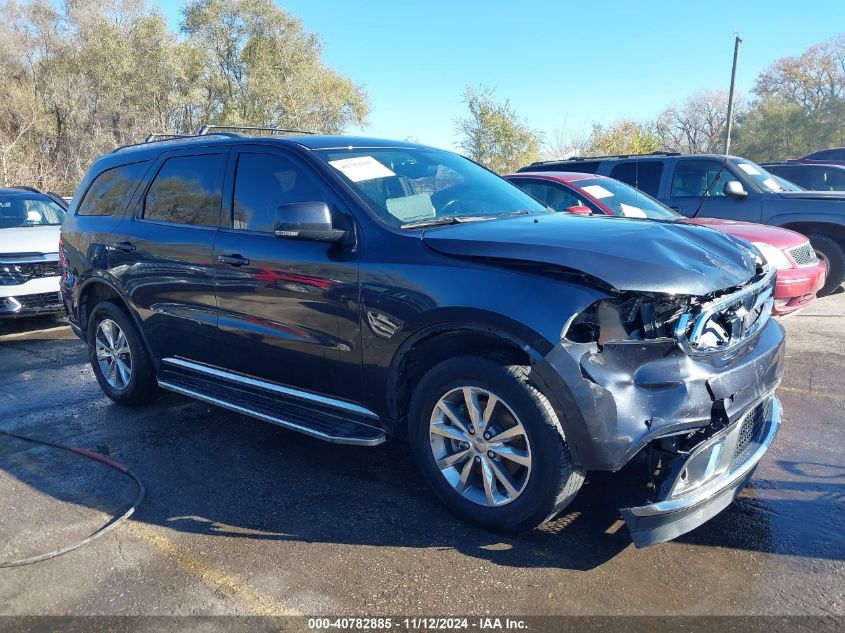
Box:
609, 161, 663, 197
511, 180, 592, 213
765, 165, 810, 189
670, 159, 735, 197
232, 153, 328, 232
77, 161, 149, 216
143, 154, 224, 226
814, 167, 845, 191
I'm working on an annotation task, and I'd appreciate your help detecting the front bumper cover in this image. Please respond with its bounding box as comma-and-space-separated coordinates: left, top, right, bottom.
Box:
620, 396, 781, 547
530, 318, 785, 472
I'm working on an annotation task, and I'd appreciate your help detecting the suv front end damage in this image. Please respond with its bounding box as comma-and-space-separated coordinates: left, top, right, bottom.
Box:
530, 267, 785, 547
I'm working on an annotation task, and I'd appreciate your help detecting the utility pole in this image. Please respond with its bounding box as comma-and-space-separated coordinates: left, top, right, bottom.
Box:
724, 34, 743, 155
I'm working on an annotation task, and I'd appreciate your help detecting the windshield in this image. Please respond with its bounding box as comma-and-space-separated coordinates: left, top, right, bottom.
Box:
313, 147, 549, 227
0, 194, 66, 228
574, 177, 680, 220
732, 159, 796, 193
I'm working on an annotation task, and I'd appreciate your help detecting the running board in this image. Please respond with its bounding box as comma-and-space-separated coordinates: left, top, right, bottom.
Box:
157, 360, 386, 446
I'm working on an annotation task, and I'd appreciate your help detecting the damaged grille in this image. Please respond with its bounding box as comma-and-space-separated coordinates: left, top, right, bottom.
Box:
733, 399, 771, 462
675, 268, 775, 354
0, 260, 61, 285
787, 243, 819, 267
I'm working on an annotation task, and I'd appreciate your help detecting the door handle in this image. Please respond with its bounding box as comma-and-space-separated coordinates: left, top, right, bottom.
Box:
218, 254, 250, 267
112, 241, 136, 253
669, 206, 682, 212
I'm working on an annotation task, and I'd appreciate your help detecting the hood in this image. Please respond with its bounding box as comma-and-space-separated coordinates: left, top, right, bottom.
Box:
776, 190, 845, 203
421, 213, 760, 296
682, 217, 808, 249
0, 225, 61, 257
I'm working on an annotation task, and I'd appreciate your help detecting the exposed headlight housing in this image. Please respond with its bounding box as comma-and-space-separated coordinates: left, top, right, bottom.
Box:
751, 242, 792, 270
564, 295, 688, 344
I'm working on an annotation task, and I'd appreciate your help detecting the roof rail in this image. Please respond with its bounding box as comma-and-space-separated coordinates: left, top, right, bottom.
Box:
197, 125, 315, 136
528, 150, 680, 166
111, 125, 314, 154
10, 185, 41, 193
144, 133, 193, 142
111, 131, 245, 154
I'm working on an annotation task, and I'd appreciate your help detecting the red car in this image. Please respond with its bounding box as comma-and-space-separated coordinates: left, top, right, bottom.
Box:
505, 172, 827, 316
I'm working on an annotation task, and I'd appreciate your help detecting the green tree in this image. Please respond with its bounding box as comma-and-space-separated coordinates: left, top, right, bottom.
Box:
587, 119, 660, 156
0, 0, 370, 193
735, 33, 845, 160
455, 85, 542, 173
180, 0, 369, 133
732, 98, 816, 162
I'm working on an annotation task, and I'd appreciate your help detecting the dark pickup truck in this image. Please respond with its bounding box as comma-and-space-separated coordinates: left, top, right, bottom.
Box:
522, 153, 845, 295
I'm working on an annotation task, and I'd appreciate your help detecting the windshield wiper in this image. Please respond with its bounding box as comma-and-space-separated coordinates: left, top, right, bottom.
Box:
400, 210, 538, 230
401, 215, 485, 229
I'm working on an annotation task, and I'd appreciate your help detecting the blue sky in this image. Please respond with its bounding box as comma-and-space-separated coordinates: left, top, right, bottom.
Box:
156, 0, 845, 150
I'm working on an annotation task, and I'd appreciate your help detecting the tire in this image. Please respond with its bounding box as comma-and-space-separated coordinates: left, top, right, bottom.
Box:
87, 301, 158, 407
408, 356, 584, 534
809, 233, 845, 296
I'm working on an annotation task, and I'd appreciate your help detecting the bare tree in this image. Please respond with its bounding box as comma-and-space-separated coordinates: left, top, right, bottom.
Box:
654, 90, 740, 154
542, 119, 593, 160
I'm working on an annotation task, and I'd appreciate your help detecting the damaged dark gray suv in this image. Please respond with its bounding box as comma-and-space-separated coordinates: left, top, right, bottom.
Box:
60, 132, 784, 547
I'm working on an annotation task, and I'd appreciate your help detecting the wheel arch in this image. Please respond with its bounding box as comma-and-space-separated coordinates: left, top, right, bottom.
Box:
76, 277, 155, 362
775, 218, 845, 245
386, 318, 552, 429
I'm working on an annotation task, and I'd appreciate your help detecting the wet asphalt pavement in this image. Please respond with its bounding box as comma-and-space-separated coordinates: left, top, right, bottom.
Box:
0, 293, 843, 616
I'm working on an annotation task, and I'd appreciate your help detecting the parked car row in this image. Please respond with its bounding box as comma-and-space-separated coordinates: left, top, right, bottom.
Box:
520, 152, 845, 296
503, 171, 826, 316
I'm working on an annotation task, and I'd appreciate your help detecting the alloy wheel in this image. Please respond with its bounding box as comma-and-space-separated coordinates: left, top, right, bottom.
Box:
95, 318, 132, 390
428, 386, 532, 507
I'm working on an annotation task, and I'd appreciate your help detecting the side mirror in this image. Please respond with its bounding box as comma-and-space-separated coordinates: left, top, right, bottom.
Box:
565, 205, 593, 216
274, 201, 347, 243
723, 180, 748, 198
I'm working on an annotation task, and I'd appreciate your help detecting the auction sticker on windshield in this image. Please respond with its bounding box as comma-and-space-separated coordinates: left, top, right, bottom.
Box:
329, 156, 395, 182
582, 184, 613, 199
737, 163, 761, 176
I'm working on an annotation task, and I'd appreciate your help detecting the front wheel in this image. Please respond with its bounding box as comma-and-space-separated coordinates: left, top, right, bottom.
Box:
408, 356, 583, 533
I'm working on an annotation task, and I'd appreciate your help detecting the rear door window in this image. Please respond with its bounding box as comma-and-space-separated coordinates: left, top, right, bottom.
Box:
77, 161, 149, 216
143, 154, 225, 226
609, 161, 664, 197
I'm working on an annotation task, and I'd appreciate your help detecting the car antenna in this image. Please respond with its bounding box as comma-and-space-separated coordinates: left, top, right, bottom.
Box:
691, 154, 731, 218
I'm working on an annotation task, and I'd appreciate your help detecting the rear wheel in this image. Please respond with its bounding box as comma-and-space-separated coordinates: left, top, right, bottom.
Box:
409, 356, 583, 533
87, 301, 157, 406
809, 233, 845, 296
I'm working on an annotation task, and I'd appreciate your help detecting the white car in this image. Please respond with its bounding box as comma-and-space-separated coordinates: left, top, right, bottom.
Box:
0, 187, 66, 319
